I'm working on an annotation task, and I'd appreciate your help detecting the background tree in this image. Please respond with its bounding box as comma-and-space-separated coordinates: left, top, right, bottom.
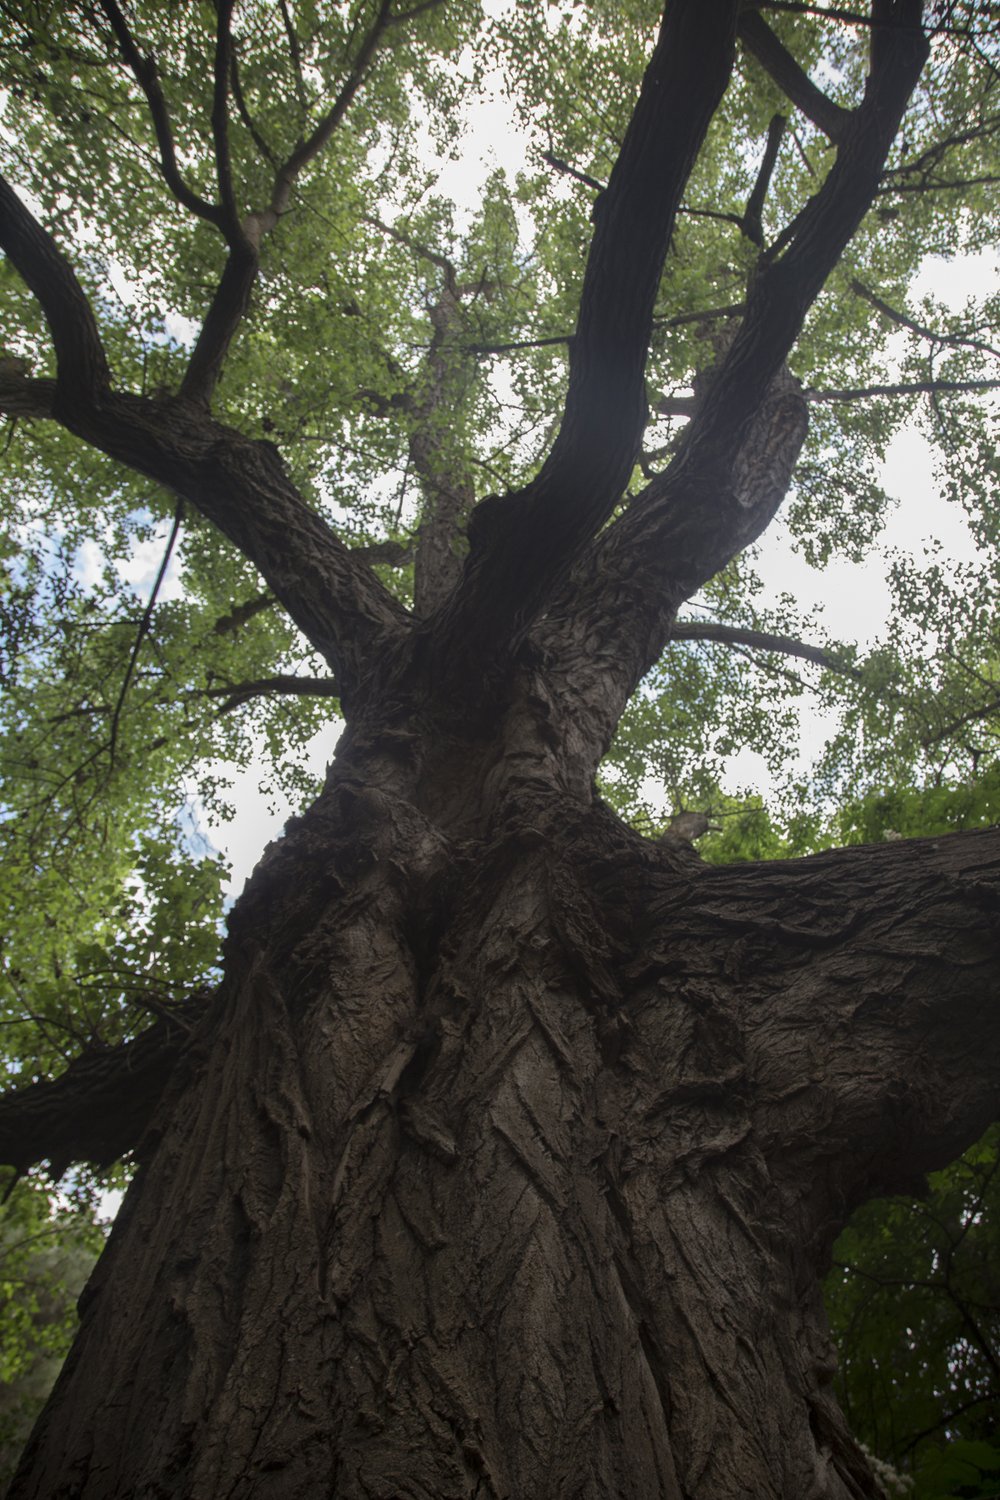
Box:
0, 0, 999, 1495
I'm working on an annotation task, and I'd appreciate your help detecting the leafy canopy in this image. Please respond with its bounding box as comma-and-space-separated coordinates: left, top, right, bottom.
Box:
0, 0, 998, 1478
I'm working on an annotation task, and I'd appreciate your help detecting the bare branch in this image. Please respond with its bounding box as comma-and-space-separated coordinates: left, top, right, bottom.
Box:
542, 150, 605, 194
466, 332, 573, 356
362, 213, 457, 283
211, 0, 240, 229
278, 0, 309, 113
409, 286, 478, 616
229, 46, 277, 164
0, 1001, 203, 1176
95, 0, 224, 228
208, 539, 411, 637
851, 279, 1000, 360
806, 377, 1000, 402
0, 371, 57, 421
178, 238, 258, 403
108, 502, 184, 769
536, 7, 931, 774
670, 620, 862, 677
69, 395, 410, 689
879, 172, 1000, 194
466, 305, 744, 358
389, 0, 447, 24
757, 1, 884, 25
261, 0, 393, 231
921, 693, 1000, 748
212, 591, 275, 634
879, 111, 1000, 190
683, 203, 749, 231
665, 375, 1000, 411
738, 10, 851, 142
205, 673, 340, 713
0, 175, 407, 686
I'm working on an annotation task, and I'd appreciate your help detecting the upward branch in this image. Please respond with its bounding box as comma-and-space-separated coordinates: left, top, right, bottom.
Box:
738, 9, 852, 142
0, 175, 408, 695
0, 176, 110, 399
181, 0, 395, 405
96, 0, 225, 228
429, 0, 744, 685
537, 0, 929, 761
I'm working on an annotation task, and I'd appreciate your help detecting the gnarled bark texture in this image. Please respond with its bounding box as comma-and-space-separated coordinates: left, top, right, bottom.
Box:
8, 702, 1000, 1498
4, 0, 996, 1494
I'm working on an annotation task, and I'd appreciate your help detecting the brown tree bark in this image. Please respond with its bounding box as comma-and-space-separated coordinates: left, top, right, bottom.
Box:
4, 1, 995, 1494
6, 723, 1000, 1499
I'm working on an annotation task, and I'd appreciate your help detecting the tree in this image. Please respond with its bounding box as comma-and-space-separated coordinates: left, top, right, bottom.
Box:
0, 0, 999, 1493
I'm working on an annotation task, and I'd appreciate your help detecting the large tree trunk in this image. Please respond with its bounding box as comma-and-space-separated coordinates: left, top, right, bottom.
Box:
10, 703, 1000, 1500
3, 5, 990, 1493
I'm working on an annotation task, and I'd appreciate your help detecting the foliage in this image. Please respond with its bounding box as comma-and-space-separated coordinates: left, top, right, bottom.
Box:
0, 0, 998, 1484
0, 1171, 106, 1491
826, 1126, 1000, 1497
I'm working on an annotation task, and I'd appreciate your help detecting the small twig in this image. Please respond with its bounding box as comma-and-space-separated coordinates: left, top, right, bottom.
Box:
542, 150, 605, 194
278, 0, 309, 112
851, 280, 1000, 360
108, 502, 184, 769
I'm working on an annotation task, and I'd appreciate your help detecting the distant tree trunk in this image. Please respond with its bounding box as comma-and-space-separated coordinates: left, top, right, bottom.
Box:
10, 695, 1000, 1499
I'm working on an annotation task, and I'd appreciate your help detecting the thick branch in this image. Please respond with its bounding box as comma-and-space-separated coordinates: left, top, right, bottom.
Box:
538, 0, 929, 758
407, 283, 477, 616
0, 371, 57, 420
672, 0, 928, 484
430, 0, 743, 682
72, 394, 409, 692
738, 9, 851, 142
695, 829, 1000, 1214
0, 175, 110, 396
0, 174, 406, 688
0, 1004, 201, 1176
211, 0, 240, 230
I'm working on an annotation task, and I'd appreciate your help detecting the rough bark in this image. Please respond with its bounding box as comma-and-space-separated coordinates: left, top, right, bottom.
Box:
4, 3, 989, 1494
6, 709, 1000, 1499
0, 1001, 201, 1179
